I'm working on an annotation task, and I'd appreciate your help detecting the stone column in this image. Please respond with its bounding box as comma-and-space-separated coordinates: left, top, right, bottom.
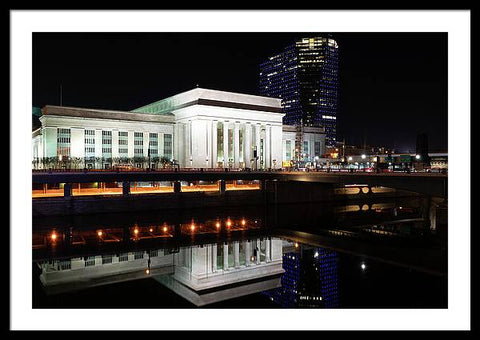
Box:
255, 124, 262, 170
265, 125, 271, 169
187, 121, 192, 167
212, 245, 217, 272
211, 121, 217, 168
234, 241, 240, 268
256, 240, 261, 264
265, 238, 271, 263
429, 201, 437, 231
223, 243, 229, 270
244, 123, 252, 169
127, 130, 134, 159
143, 131, 149, 163
245, 241, 251, 266
234, 123, 240, 168
111, 130, 119, 159
223, 122, 229, 168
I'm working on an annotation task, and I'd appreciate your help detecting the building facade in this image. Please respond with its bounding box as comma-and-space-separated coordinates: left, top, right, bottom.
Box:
32, 105, 175, 169
259, 36, 339, 147
32, 88, 326, 169
282, 124, 326, 166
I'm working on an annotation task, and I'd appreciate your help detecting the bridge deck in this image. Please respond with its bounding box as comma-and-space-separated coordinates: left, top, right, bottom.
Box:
32, 170, 448, 197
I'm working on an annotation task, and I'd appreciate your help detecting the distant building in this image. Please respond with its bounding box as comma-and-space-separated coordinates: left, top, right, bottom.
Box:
282, 124, 326, 166
259, 36, 339, 147
415, 133, 431, 166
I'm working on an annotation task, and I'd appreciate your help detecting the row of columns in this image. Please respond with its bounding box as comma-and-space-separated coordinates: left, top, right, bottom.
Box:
212, 239, 271, 272
185, 120, 273, 169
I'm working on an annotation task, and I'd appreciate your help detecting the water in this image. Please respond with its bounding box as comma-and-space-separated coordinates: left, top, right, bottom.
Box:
32, 195, 447, 309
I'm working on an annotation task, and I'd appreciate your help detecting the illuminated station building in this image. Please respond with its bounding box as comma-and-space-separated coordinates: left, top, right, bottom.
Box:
32, 87, 326, 169
259, 36, 339, 150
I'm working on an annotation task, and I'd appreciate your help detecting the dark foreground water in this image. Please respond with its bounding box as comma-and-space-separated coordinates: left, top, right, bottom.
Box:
32, 195, 447, 309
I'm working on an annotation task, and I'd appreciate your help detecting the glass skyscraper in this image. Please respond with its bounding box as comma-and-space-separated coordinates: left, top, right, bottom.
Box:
259, 36, 339, 147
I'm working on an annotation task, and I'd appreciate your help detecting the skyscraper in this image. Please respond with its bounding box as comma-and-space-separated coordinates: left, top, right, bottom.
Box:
259, 36, 339, 148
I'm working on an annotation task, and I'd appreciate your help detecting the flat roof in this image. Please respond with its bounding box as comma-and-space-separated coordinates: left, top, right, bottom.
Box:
42, 105, 174, 124
132, 87, 283, 115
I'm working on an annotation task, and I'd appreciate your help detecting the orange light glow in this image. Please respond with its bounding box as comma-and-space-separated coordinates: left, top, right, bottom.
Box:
145, 269, 150, 275
163, 226, 167, 232
134, 228, 139, 235
97, 231, 103, 237
149, 228, 153, 233
216, 222, 220, 228
295, 242, 299, 248
226, 220, 232, 227
241, 219, 246, 226
51, 233, 57, 241
190, 224, 195, 231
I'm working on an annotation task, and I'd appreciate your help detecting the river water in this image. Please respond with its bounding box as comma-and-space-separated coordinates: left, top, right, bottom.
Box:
32, 194, 447, 308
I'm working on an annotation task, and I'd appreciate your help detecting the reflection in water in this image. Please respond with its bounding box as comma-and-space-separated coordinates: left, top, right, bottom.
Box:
35, 235, 341, 308
262, 243, 339, 308
32, 195, 447, 308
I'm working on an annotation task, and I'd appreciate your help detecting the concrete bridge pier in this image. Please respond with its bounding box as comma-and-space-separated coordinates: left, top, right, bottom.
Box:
122, 226, 131, 243
173, 181, 181, 193
63, 226, 72, 248
63, 183, 72, 198
122, 181, 130, 195
173, 223, 182, 238
219, 180, 226, 195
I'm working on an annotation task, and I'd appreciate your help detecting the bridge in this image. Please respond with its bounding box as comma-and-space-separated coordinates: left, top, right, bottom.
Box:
32, 169, 448, 198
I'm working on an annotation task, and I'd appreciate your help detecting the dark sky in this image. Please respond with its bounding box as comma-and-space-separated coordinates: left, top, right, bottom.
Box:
32, 32, 448, 152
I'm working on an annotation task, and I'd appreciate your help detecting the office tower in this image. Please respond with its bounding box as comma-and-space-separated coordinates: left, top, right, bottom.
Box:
416, 132, 430, 165
262, 245, 339, 308
259, 36, 339, 148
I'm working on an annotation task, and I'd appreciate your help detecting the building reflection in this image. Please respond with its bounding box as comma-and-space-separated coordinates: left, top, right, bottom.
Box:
35, 235, 341, 308
156, 238, 284, 306
36, 236, 285, 306
262, 241, 339, 308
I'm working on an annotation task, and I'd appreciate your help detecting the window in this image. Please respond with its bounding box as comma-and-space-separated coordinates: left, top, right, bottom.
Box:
84, 129, 96, 159
149, 133, 158, 157
285, 140, 292, 161
239, 128, 244, 162
118, 131, 129, 157
57, 128, 71, 157
303, 141, 309, 155
228, 127, 233, 160
58, 260, 71, 271
102, 254, 113, 264
85, 257, 96, 267
315, 141, 321, 157
217, 123, 223, 162
163, 134, 172, 160
102, 130, 112, 159
134, 132, 144, 157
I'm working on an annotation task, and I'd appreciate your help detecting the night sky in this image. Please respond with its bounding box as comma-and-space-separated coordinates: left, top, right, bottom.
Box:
32, 32, 448, 152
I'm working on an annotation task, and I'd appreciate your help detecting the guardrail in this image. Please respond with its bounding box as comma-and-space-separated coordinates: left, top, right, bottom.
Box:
32, 167, 447, 175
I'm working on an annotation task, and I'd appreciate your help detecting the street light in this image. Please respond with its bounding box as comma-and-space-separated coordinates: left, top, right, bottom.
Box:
348, 156, 353, 161
415, 154, 421, 160
361, 154, 366, 159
